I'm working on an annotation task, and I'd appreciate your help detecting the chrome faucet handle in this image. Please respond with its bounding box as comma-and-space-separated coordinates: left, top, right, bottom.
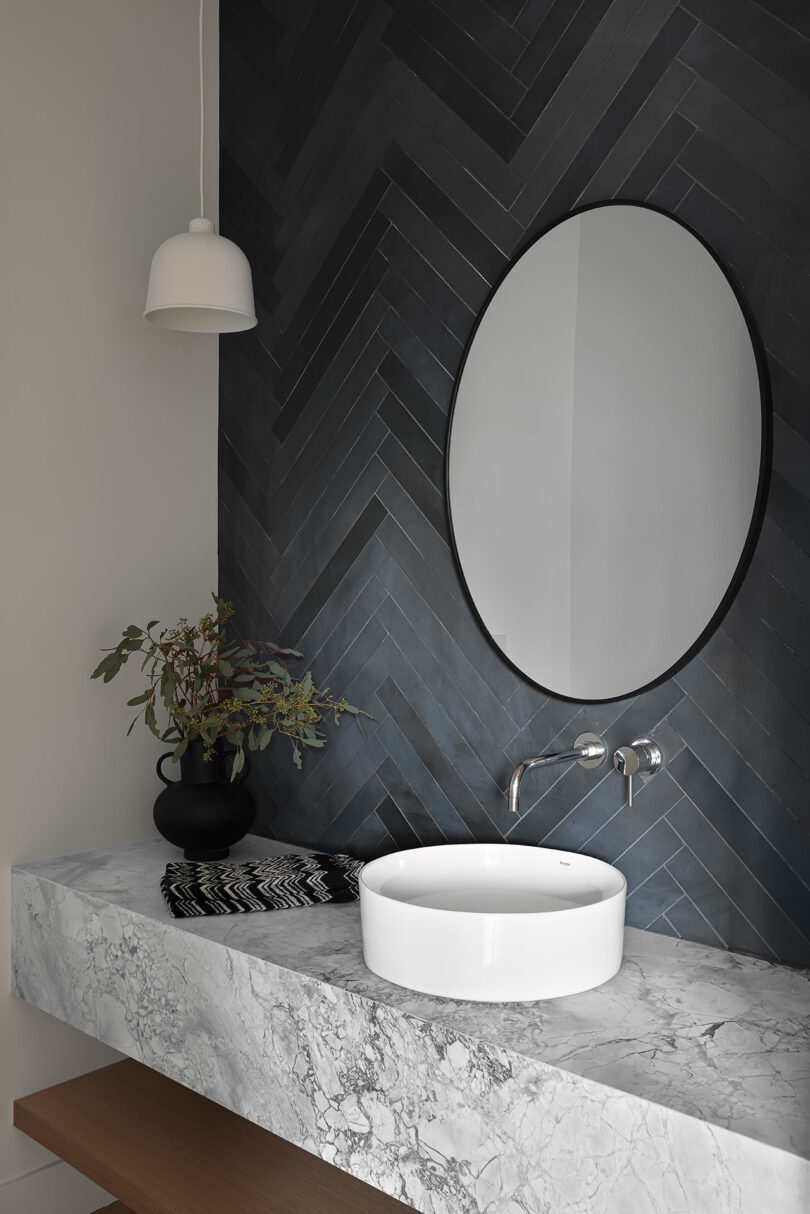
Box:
613, 737, 662, 807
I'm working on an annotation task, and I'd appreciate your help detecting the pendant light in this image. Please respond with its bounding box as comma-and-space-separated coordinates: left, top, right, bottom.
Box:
144, 0, 256, 332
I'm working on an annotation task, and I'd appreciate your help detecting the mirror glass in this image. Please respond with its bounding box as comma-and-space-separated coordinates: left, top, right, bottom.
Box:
447, 204, 767, 702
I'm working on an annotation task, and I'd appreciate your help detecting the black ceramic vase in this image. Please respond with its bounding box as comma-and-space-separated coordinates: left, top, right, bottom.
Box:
153, 740, 256, 861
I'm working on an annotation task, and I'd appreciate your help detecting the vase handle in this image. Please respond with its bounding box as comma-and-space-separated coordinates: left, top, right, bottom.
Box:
156, 752, 178, 786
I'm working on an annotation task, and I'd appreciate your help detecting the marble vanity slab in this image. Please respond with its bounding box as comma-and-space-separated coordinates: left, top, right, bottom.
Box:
11, 836, 810, 1213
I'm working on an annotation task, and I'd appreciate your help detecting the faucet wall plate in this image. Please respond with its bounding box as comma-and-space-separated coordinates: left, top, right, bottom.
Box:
574, 733, 607, 768
629, 737, 662, 774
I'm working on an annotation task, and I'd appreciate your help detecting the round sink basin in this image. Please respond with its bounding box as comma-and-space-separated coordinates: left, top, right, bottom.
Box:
359, 843, 626, 1002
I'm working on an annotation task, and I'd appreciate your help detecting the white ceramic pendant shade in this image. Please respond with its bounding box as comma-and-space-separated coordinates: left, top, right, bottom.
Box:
144, 0, 256, 334
144, 218, 256, 332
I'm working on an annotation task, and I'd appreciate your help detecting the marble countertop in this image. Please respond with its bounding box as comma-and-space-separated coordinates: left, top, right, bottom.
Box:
11, 835, 810, 1213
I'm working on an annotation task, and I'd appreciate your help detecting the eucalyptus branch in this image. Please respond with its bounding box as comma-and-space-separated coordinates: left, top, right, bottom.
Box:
92, 595, 369, 779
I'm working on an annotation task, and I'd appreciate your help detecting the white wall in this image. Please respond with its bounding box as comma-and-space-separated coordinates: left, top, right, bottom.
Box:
0, 2, 220, 1207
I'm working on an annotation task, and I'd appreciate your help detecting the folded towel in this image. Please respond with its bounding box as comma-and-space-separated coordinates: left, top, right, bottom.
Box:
160, 851, 364, 919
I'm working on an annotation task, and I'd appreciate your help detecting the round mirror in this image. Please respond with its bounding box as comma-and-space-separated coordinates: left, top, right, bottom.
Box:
447, 203, 769, 702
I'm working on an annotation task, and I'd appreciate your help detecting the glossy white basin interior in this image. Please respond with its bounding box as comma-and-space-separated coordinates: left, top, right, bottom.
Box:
360, 843, 626, 1002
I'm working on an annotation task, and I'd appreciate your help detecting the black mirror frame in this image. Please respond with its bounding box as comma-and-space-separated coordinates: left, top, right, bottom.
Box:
445, 199, 773, 705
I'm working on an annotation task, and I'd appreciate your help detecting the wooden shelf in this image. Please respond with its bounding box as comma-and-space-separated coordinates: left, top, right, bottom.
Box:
15, 1059, 412, 1214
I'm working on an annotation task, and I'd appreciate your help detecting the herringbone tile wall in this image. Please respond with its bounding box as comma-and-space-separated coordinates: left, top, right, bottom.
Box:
218, 0, 810, 966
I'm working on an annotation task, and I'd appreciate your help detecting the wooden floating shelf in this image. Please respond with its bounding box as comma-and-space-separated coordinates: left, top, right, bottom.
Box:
15, 1059, 412, 1214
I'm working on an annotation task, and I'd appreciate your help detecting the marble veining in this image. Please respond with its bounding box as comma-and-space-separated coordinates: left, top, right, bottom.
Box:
11, 837, 810, 1213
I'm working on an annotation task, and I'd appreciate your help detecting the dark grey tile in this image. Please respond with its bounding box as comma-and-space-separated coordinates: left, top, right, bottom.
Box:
529, 7, 697, 227
701, 628, 810, 768
376, 594, 512, 778
513, 0, 586, 86
379, 350, 448, 443
279, 498, 387, 647
381, 17, 524, 158
620, 112, 694, 197
375, 755, 449, 844
387, 0, 526, 113
377, 795, 422, 849
375, 559, 522, 749
383, 145, 507, 283
664, 897, 726, 949
316, 773, 387, 849
625, 863, 684, 928
379, 393, 444, 488
673, 658, 810, 833
378, 675, 504, 837
381, 58, 527, 207
510, 0, 662, 184
676, 185, 810, 328
273, 211, 390, 405
429, 0, 528, 68
380, 224, 475, 343
395, 121, 524, 253
585, 774, 685, 863
273, 252, 388, 442
756, 516, 810, 608
348, 813, 398, 860
380, 185, 492, 313
678, 75, 810, 211
680, 0, 810, 101
669, 752, 810, 936
514, 0, 616, 129
612, 817, 682, 893
667, 795, 810, 964
678, 133, 810, 272
378, 433, 447, 542
375, 714, 475, 840
379, 267, 464, 377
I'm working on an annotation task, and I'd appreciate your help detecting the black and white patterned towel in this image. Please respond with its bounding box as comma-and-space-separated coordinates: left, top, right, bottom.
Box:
160, 852, 364, 919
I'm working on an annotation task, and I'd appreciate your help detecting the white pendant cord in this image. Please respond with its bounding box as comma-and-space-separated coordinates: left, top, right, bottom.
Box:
199, 0, 205, 218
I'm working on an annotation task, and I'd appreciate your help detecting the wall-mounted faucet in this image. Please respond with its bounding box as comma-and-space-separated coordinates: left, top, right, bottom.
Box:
508, 733, 606, 816
612, 738, 662, 806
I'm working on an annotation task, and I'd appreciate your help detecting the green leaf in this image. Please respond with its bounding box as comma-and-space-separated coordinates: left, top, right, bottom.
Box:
259, 728, 274, 751
173, 736, 189, 762
144, 700, 160, 738
292, 747, 303, 770
230, 748, 245, 781
146, 619, 159, 630
218, 659, 233, 678
90, 654, 113, 680
126, 690, 153, 706
235, 686, 261, 702
159, 666, 175, 706
123, 625, 142, 639
102, 653, 126, 683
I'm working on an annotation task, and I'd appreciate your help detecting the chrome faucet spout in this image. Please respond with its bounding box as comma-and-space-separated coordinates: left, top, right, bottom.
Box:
508, 733, 606, 815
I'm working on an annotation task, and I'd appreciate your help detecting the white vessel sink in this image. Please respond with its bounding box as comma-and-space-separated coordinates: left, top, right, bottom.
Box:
359, 843, 626, 1002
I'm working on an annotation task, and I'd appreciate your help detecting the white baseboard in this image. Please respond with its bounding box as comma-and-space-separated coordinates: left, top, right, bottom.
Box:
0, 1160, 111, 1213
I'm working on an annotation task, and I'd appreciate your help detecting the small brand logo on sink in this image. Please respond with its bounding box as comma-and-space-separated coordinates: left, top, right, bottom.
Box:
559, 860, 571, 867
